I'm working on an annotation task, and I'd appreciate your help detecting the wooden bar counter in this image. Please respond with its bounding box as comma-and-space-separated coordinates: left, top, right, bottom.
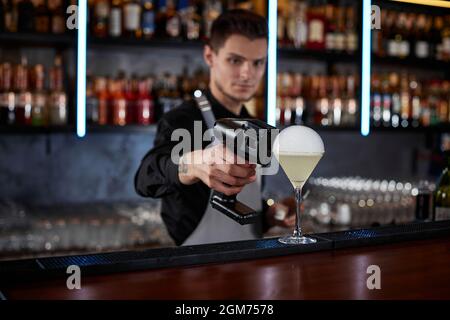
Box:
2, 234, 450, 300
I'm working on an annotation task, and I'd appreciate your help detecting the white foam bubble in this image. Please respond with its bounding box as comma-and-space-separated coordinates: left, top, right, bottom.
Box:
274, 125, 325, 154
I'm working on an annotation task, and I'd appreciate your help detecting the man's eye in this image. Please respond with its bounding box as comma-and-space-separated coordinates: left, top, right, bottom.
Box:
254, 60, 264, 67
229, 58, 241, 65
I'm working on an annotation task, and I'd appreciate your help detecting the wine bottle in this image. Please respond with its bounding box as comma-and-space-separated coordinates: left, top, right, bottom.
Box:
433, 151, 450, 221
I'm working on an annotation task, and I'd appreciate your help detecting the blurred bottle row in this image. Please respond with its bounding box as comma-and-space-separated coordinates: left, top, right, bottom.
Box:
372, 9, 450, 62
0, 0, 259, 39
371, 73, 450, 128
276, 72, 359, 127
277, 0, 358, 53
86, 68, 210, 126
0, 55, 68, 126
0, 0, 72, 34
89, 0, 257, 40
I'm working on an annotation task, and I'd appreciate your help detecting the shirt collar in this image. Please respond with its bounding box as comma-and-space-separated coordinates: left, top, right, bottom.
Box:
204, 89, 251, 119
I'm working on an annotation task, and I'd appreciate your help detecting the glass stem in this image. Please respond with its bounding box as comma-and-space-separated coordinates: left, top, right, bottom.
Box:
293, 186, 303, 238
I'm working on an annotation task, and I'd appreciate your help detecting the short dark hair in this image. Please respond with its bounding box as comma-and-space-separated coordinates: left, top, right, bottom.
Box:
208, 9, 268, 52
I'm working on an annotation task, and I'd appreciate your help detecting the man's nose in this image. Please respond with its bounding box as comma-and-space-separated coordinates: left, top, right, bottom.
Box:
240, 62, 253, 80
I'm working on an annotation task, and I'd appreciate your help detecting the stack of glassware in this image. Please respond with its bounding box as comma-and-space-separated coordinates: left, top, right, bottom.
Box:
305, 177, 435, 231
0, 200, 174, 260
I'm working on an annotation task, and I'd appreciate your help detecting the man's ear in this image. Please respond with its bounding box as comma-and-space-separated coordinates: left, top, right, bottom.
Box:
203, 45, 214, 68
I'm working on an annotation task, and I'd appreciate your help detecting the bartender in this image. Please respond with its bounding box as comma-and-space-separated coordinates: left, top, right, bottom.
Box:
135, 9, 295, 246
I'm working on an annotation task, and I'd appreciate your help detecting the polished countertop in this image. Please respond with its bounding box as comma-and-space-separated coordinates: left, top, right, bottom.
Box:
2, 225, 450, 299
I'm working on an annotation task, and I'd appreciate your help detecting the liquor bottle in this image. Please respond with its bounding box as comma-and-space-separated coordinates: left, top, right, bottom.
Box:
371, 75, 382, 127
420, 89, 431, 128
141, 0, 155, 39
433, 151, 450, 221
415, 14, 430, 59
348, 74, 358, 126
441, 15, 450, 61
286, 0, 298, 47
426, 15, 437, 60
14, 57, 32, 126
409, 76, 420, 128
35, 0, 50, 33
203, 0, 222, 40
277, 7, 286, 46
109, 0, 122, 38
166, 0, 181, 38
136, 77, 155, 124
399, 73, 410, 127
123, 0, 141, 38
324, 2, 336, 51
438, 81, 449, 124
182, 0, 201, 41
433, 16, 444, 61
0, 63, 16, 125
155, 0, 168, 38
428, 81, 440, 126
50, 0, 65, 34
124, 75, 137, 124
317, 75, 329, 126
49, 55, 67, 125
111, 77, 127, 126
405, 13, 415, 58
93, 0, 109, 38
290, 73, 303, 124
390, 72, 401, 128
334, 5, 345, 52
386, 11, 399, 57
293, 1, 307, 49
17, 0, 35, 32
380, 75, 392, 127
330, 76, 342, 126
96, 77, 109, 125
345, 4, 358, 53
86, 74, 99, 124
397, 13, 410, 58
306, 0, 326, 50
3, 0, 15, 32
31, 64, 48, 126
0, 0, 5, 32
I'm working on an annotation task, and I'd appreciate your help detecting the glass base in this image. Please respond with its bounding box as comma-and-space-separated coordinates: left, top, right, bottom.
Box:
278, 235, 317, 245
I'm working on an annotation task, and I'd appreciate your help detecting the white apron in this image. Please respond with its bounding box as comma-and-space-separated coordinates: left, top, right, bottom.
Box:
182, 168, 263, 246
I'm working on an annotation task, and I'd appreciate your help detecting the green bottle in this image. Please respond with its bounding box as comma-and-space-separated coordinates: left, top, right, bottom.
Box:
433, 151, 450, 221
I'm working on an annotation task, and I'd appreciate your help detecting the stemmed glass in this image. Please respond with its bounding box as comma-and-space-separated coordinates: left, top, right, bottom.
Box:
273, 125, 325, 245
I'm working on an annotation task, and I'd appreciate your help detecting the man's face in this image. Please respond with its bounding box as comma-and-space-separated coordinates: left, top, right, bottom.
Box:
205, 34, 268, 103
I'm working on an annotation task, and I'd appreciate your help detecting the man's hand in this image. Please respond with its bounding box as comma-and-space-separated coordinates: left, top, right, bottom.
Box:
178, 144, 257, 196
265, 197, 297, 229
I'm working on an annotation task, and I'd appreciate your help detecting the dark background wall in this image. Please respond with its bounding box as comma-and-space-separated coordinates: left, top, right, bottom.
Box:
0, 130, 439, 205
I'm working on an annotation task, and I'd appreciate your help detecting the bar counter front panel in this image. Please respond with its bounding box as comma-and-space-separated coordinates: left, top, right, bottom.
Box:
1, 220, 450, 299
